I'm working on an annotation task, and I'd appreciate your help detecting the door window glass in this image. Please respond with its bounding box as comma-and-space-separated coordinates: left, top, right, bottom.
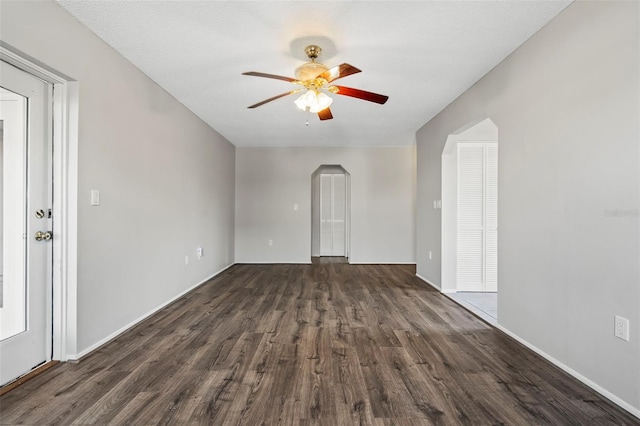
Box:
0, 87, 28, 340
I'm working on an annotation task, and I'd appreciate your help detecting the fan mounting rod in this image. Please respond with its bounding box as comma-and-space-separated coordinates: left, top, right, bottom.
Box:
304, 45, 321, 61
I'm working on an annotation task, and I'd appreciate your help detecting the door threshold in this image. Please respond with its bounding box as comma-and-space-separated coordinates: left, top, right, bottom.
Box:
444, 292, 497, 326
0, 361, 59, 397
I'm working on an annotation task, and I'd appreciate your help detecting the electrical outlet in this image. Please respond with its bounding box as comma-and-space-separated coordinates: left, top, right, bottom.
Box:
197, 247, 203, 259
184, 255, 189, 266
429, 250, 433, 260
268, 239, 273, 246
614, 315, 629, 341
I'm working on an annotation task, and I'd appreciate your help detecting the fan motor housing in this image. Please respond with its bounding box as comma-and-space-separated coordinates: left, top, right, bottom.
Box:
295, 62, 328, 81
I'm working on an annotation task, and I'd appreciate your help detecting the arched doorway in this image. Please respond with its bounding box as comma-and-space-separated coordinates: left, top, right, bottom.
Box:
311, 165, 351, 262
441, 118, 498, 321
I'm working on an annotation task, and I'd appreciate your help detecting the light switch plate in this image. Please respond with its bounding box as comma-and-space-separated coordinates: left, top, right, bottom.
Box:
90, 189, 100, 206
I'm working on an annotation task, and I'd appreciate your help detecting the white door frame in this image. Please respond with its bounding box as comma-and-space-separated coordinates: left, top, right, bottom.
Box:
311, 165, 351, 260
1, 46, 79, 362
441, 117, 498, 293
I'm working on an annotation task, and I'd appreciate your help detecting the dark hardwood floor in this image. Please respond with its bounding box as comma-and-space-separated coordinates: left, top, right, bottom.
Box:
1, 263, 638, 425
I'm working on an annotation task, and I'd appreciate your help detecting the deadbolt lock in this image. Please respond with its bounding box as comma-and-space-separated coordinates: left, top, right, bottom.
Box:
35, 231, 52, 241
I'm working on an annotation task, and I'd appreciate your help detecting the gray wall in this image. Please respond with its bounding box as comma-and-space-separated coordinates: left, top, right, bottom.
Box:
236, 147, 416, 264
1, 1, 236, 354
416, 1, 639, 412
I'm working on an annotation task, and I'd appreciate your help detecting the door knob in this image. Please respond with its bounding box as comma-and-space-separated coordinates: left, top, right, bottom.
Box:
35, 231, 52, 241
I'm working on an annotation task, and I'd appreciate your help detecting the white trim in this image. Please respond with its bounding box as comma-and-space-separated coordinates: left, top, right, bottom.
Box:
495, 324, 640, 419
235, 261, 312, 265
0, 45, 79, 363
0, 45, 73, 84
415, 273, 441, 291
60, 83, 79, 361
71, 263, 235, 361
349, 261, 417, 265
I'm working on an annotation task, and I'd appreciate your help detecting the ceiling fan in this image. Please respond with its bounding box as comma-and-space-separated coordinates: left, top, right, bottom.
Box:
242, 45, 389, 121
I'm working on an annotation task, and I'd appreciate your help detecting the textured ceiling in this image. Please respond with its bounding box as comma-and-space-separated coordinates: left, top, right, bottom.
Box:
57, 1, 571, 147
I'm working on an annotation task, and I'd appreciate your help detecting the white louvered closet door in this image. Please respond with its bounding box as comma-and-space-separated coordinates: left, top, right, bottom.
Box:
320, 174, 333, 256
457, 143, 498, 291
320, 174, 346, 256
331, 174, 346, 256
485, 143, 498, 291
457, 144, 485, 291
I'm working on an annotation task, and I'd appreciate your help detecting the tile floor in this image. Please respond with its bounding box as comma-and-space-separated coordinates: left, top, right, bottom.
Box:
446, 291, 497, 325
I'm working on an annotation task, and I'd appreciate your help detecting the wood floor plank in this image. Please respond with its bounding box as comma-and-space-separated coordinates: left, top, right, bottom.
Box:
222, 338, 282, 425
261, 342, 302, 423
1, 263, 637, 425
359, 346, 421, 419
23, 369, 129, 425
330, 347, 376, 425
176, 369, 237, 425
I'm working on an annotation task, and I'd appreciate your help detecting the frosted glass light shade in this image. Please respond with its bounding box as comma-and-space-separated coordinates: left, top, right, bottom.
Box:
310, 91, 332, 113
294, 90, 316, 111
294, 61, 328, 81
294, 90, 333, 113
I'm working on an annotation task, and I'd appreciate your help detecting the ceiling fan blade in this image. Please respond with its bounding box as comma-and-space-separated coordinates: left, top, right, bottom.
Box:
334, 85, 389, 104
242, 71, 296, 82
318, 108, 333, 121
247, 91, 294, 108
317, 63, 362, 83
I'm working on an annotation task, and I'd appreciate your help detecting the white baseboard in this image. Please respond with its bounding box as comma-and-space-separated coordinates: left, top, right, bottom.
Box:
235, 261, 312, 264
415, 273, 441, 291
71, 262, 235, 361
431, 279, 639, 418
349, 261, 416, 265
235, 261, 415, 265
495, 324, 640, 419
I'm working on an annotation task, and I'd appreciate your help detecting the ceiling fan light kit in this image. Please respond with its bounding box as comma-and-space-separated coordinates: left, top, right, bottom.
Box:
243, 44, 388, 121
294, 89, 333, 113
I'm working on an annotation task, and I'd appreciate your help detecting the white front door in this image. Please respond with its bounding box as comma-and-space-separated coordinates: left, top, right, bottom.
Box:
0, 61, 52, 386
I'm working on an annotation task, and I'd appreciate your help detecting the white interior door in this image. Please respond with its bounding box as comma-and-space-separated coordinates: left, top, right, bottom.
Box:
319, 173, 346, 257
457, 144, 484, 291
331, 174, 346, 257
485, 144, 498, 291
457, 142, 498, 292
0, 61, 52, 386
320, 174, 332, 256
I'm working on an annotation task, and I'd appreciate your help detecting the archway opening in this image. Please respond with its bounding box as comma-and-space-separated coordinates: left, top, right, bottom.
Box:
441, 118, 498, 322
311, 165, 351, 263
